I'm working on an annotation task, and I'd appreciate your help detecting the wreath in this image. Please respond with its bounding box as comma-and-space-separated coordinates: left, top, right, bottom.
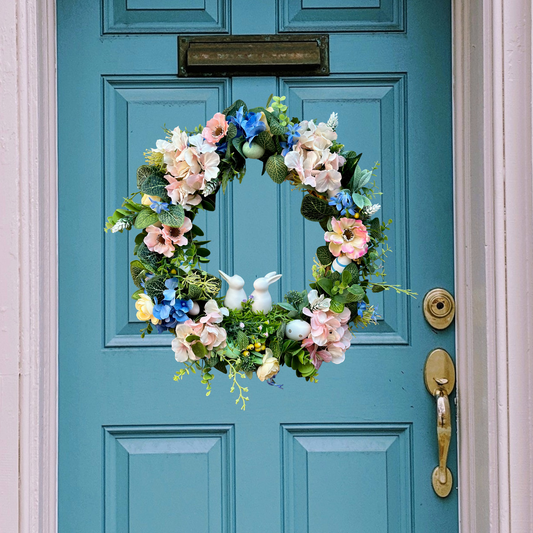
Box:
106, 95, 414, 409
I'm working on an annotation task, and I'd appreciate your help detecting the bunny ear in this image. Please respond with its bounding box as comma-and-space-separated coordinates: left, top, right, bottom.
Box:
265, 271, 277, 279
218, 270, 230, 283
267, 273, 282, 285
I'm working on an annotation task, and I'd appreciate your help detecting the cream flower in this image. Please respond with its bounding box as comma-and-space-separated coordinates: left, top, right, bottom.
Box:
141, 194, 161, 206
135, 294, 159, 325
189, 133, 217, 154
199, 151, 220, 184
284, 148, 318, 187
256, 349, 280, 381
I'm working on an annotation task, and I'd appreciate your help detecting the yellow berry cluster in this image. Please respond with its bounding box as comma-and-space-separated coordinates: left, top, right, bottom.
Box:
242, 341, 266, 356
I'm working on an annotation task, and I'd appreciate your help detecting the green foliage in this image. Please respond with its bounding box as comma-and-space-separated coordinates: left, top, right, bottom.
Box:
316, 245, 333, 266
223, 99, 247, 117
255, 130, 276, 153
236, 330, 249, 351
134, 208, 159, 229
140, 174, 169, 199
130, 260, 147, 289
186, 284, 202, 300
136, 165, 158, 189
136, 242, 161, 273
226, 123, 238, 141
158, 204, 185, 228
300, 194, 336, 222
144, 275, 167, 301
265, 155, 288, 184
349, 165, 373, 193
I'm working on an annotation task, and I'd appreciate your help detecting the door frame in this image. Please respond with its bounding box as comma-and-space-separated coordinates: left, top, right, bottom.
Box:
1, 0, 532, 530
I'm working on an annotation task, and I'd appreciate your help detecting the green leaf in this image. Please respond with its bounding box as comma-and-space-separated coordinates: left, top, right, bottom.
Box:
268, 117, 286, 135
132, 288, 144, 300
226, 123, 238, 142
265, 155, 288, 184
372, 285, 386, 293
140, 174, 169, 199
276, 322, 286, 342
196, 248, 211, 257
186, 284, 202, 300
232, 136, 246, 158
317, 277, 334, 296
158, 204, 185, 228
134, 208, 159, 229
136, 242, 161, 273
222, 99, 247, 117
347, 284, 365, 301
144, 275, 167, 301
202, 197, 216, 211
329, 299, 345, 313
300, 194, 336, 222
317, 245, 333, 266
349, 165, 372, 192
255, 130, 276, 153
185, 334, 201, 343
130, 260, 147, 289
215, 361, 228, 374
192, 342, 208, 358
192, 224, 204, 237
341, 269, 352, 286
352, 193, 366, 209
345, 261, 359, 274
236, 331, 249, 351
137, 165, 157, 189
278, 302, 297, 313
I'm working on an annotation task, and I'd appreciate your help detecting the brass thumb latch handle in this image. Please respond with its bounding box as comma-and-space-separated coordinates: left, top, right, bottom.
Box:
424, 349, 455, 497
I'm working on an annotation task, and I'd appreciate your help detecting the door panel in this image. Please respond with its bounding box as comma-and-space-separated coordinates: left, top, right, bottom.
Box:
58, 0, 456, 531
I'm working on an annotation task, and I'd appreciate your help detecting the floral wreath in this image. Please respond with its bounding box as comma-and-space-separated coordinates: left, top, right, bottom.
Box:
106, 96, 414, 409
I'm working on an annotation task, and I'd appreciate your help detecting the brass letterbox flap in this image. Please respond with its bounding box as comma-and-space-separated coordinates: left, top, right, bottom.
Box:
178, 34, 329, 77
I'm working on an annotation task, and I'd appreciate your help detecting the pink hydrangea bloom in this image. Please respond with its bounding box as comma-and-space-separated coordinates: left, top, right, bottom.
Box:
324, 217, 370, 260
202, 112, 228, 144
199, 323, 227, 351
200, 299, 228, 325
302, 307, 342, 346
172, 320, 204, 362
165, 174, 202, 209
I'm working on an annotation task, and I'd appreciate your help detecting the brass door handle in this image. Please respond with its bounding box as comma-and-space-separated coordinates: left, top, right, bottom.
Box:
424, 349, 455, 497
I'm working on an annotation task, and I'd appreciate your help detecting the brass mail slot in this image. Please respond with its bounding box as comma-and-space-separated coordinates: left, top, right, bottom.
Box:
178, 35, 329, 77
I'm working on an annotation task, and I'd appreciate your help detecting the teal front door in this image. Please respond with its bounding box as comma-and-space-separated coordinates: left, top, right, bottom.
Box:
58, 1, 457, 531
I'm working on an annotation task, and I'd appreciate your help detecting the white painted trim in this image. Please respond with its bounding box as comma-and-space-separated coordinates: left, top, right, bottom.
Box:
2, 0, 532, 530
454, 0, 533, 530
0, 0, 58, 532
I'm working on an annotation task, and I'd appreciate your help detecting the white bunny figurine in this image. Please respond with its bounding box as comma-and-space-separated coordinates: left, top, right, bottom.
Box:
218, 270, 247, 310
251, 272, 282, 314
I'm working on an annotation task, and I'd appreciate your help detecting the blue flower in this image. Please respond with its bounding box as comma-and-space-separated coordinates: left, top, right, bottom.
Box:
370, 305, 379, 322
227, 107, 267, 146
153, 296, 194, 333
148, 197, 170, 214
328, 190, 356, 216
162, 278, 180, 304
241, 112, 266, 146
357, 301, 367, 317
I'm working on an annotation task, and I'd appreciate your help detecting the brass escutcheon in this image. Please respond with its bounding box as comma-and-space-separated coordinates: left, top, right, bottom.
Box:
423, 288, 455, 329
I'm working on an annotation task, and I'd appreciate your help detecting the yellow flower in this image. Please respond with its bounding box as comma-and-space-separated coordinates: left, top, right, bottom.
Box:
135, 293, 159, 325
256, 349, 280, 382
141, 194, 161, 206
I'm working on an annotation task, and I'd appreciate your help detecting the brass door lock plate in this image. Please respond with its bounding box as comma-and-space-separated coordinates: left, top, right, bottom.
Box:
423, 288, 455, 329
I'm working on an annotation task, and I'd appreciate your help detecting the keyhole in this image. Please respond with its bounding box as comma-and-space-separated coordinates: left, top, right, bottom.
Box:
436, 302, 445, 310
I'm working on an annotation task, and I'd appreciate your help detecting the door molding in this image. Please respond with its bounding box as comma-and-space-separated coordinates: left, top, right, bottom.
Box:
453, 0, 533, 530
1, 0, 531, 530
